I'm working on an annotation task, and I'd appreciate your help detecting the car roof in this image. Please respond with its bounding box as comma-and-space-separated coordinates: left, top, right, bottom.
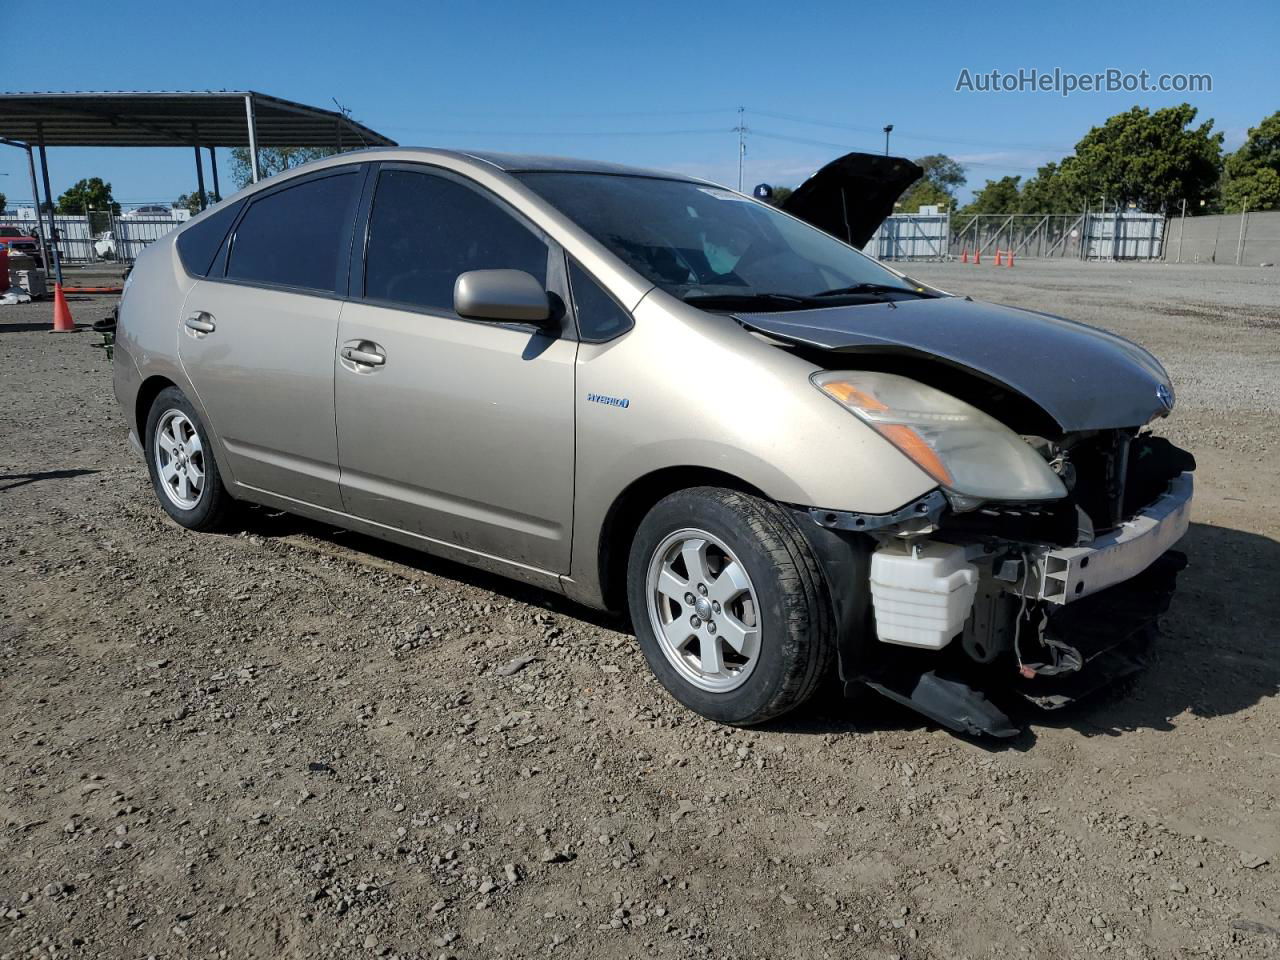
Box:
321, 146, 700, 183
459, 150, 696, 181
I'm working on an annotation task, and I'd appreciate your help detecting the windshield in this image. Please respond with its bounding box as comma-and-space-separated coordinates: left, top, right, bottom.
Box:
515, 172, 925, 306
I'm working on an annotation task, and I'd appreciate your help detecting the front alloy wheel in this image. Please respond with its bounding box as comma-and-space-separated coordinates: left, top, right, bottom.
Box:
627, 487, 836, 726
646, 529, 761, 693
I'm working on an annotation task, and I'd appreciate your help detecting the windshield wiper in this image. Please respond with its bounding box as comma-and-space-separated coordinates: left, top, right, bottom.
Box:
809, 282, 931, 298
682, 292, 820, 310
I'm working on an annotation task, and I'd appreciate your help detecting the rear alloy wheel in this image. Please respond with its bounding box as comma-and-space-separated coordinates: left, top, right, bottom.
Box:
627, 487, 835, 725
144, 386, 233, 531
154, 409, 205, 510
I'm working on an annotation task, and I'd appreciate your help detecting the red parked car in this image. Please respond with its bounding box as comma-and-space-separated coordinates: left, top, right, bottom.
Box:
0, 225, 44, 267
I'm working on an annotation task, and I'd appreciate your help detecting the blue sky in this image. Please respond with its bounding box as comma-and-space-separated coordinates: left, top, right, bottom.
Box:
2, 0, 1275, 208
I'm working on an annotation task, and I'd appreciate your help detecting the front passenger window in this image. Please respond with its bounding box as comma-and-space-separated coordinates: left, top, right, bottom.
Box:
364, 169, 548, 313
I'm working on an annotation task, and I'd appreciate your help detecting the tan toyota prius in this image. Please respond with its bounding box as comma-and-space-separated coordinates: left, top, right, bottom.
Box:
114, 148, 1195, 737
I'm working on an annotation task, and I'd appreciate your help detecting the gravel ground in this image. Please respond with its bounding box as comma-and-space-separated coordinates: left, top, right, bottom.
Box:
1, 261, 1278, 960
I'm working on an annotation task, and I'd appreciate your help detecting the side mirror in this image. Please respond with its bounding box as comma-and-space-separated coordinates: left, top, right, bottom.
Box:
454, 269, 551, 324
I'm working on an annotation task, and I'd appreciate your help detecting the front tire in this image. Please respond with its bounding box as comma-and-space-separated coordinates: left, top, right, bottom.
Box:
626, 487, 835, 725
144, 386, 233, 531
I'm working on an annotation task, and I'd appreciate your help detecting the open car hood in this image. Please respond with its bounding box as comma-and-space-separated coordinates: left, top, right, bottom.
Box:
735, 296, 1175, 433
780, 152, 923, 248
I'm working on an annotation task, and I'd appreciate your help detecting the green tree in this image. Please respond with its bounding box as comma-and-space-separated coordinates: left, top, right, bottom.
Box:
174, 192, 220, 216
897, 154, 965, 212
952, 175, 1023, 234
963, 175, 1022, 215
0, 190, 7, 213
897, 179, 954, 212
57, 177, 120, 215
1017, 161, 1083, 214
229, 146, 338, 188
1222, 111, 1280, 212
916, 154, 966, 191
765, 185, 794, 206
1058, 104, 1222, 213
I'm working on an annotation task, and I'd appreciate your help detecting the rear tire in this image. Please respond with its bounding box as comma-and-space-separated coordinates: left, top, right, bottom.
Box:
626, 487, 835, 725
144, 386, 233, 531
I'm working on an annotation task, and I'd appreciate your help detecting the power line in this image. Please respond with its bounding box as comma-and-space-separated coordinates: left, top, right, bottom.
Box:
750, 108, 1076, 154
368, 105, 1070, 165
378, 107, 732, 121
377, 125, 728, 138
751, 129, 1044, 172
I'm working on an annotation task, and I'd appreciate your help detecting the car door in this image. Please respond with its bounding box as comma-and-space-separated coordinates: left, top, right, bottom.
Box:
178, 165, 365, 511
334, 164, 576, 574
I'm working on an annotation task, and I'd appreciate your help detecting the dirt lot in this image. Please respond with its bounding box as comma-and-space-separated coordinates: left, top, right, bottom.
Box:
1, 260, 1278, 960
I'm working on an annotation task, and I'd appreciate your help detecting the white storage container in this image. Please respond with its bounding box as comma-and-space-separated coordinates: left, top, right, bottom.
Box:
17, 268, 47, 298
869, 541, 979, 650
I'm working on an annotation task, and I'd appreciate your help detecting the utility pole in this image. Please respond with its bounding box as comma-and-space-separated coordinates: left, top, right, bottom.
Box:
1235, 201, 1249, 265
733, 107, 748, 192
883, 124, 893, 155
1176, 198, 1186, 263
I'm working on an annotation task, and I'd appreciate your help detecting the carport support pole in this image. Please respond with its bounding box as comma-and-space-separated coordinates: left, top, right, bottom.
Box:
22, 143, 51, 270
244, 95, 261, 183
208, 147, 221, 202
192, 126, 208, 212
193, 144, 207, 211
35, 123, 64, 288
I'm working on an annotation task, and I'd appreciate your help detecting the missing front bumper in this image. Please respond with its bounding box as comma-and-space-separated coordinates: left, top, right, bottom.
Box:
1028, 473, 1193, 604
855, 474, 1194, 736
858, 547, 1188, 737
866, 472, 1194, 652
1014, 548, 1187, 709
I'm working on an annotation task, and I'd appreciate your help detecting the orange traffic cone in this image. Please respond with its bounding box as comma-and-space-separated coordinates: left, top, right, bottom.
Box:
974, 248, 981, 265
994, 249, 1004, 266
961, 247, 969, 263
1006, 249, 1015, 268
51, 283, 76, 332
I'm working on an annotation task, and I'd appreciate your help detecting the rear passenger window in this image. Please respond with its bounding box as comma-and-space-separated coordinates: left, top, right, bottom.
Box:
568, 259, 633, 341
226, 170, 360, 293
364, 168, 548, 314
176, 200, 243, 277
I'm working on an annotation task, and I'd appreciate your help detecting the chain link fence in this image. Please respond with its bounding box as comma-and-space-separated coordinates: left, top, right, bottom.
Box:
870, 211, 1167, 262
1, 207, 188, 265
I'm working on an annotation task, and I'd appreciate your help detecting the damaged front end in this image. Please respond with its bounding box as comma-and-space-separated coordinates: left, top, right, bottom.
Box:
818, 431, 1195, 738
722, 283, 1204, 736
737, 293, 1195, 737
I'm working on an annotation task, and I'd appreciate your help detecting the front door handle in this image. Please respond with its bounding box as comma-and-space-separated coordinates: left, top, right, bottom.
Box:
185, 312, 216, 334
340, 343, 386, 367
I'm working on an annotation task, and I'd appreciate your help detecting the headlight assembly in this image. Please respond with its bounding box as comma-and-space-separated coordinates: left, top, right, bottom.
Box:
812, 370, 1067, 503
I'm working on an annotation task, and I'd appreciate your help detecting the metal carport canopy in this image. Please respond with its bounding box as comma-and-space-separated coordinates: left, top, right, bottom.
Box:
0, 90, 396, 288
0, 90, 396, 149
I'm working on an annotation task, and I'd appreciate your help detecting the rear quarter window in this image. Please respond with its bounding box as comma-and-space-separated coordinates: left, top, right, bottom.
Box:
175, 201, 243, 277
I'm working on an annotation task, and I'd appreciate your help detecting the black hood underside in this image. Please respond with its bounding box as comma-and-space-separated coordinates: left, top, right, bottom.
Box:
780, 152, 923, 248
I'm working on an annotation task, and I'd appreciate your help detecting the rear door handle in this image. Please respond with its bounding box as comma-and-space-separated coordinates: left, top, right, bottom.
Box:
340, 343, 386, 367
185, 312, 216, 333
